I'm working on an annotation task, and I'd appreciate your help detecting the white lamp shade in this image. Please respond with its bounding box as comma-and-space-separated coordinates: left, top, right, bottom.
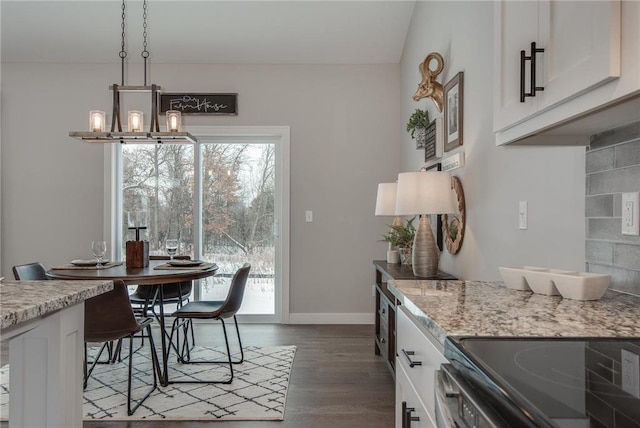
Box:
395, 171, 456, 215
375, 182, 398, 216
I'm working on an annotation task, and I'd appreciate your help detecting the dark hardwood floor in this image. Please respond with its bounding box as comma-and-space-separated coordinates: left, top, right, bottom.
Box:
2, 324, 395, 428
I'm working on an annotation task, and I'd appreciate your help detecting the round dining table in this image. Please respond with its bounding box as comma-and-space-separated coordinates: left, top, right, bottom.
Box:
47, 259, 219, 386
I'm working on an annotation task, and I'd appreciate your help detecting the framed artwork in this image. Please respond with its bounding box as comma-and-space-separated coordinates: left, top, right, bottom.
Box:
422, 162, 443, 251
443, 72, 463, 152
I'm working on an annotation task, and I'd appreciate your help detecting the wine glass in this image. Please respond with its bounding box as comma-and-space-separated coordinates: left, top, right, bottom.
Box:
92, 240, 107, 267
165, 239, 179, 260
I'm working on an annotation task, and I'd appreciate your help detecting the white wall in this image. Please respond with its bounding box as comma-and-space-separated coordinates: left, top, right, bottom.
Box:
399, 1, 586, 280
0, 62, 401, 319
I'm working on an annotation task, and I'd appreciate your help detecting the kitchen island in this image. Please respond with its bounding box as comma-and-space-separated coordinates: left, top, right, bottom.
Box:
1, 279, 113, 427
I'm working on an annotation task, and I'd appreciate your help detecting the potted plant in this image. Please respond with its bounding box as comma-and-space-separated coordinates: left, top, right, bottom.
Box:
407, 109, 429, 139
379, 216, 416, 264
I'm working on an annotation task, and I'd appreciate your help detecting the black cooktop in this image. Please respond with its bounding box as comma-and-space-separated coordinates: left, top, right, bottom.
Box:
445, 337, 640, 428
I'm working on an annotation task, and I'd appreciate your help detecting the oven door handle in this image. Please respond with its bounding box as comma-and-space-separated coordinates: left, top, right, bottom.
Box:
435, 368, 459, 428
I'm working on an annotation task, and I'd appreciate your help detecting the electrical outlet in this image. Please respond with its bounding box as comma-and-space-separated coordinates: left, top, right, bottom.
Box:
519, 201, 528, 230
622, 192, 640, 235
305, 210, 313, 223
622, 349, 640, 399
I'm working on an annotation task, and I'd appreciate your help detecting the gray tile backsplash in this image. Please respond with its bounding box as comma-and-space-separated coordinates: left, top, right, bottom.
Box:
586, 122, 640, 296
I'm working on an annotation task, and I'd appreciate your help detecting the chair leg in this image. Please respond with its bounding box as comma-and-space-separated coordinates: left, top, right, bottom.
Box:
83, 343, 88, 388
231, 315, 244, 364
126, 325, 159, 416
164, 317, 234, 385
84, 342, 110, 389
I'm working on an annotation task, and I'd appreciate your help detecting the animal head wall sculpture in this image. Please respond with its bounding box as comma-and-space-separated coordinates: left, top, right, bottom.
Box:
412, 52, 445, 112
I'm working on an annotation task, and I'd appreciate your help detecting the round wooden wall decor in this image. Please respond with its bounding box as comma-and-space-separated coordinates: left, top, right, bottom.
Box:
442, 176, 465, 254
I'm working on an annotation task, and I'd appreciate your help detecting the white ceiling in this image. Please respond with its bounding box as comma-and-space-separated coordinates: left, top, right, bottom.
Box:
1, 1, 416, 64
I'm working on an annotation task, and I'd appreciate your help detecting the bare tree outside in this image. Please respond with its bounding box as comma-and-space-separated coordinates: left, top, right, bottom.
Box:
121, 143, 276, 315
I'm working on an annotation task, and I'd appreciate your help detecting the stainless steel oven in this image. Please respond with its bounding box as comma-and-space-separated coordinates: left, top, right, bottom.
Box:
439, 336, 640, 428
435, 364, 507, 428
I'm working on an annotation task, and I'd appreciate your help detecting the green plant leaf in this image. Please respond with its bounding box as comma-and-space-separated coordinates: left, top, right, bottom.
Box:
406, 109, 430, 139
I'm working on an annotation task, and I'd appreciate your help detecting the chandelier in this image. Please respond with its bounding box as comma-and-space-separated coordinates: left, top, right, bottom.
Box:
69, 0, 197, 144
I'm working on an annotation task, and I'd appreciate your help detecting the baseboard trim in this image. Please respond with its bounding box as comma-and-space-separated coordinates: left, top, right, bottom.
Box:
288, 313, 374, 325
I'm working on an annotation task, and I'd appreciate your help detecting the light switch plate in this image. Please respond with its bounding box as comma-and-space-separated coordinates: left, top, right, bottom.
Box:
622, 192, 640, 236
519, 201, 528, 230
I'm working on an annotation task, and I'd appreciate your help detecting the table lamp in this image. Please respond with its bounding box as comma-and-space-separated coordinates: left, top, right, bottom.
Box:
375, 183, 403, 227
395, 171, 456, 277
375, 182, 403, 263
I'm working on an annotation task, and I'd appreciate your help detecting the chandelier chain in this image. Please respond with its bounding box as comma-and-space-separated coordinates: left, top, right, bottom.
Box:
119, 0, 127, 85
141, 0, 149, 86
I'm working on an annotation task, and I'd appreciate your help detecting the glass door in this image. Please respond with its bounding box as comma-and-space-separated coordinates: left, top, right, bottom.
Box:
115, 127, 289, 323
199, 142, 276, 316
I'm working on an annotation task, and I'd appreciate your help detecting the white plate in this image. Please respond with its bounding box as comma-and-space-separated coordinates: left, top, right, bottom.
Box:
167, 260, 204, 267
71, 259, 109, 267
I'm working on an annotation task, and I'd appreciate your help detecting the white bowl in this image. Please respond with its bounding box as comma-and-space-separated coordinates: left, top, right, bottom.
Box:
524, 266, 578, 296
552, 272, 611, 300
498, 267, 531, 291
523, 268, 577, 296
522, 269, 557, 295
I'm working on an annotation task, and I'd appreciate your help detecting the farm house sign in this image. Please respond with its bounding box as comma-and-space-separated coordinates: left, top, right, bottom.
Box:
160, 93, 238, 115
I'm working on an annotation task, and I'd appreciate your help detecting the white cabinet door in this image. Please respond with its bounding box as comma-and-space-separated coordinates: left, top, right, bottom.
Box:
395, 363, 435, 428
396, 306, 446, 428
537, 0, 621, 111
493, 0, 539, 132
493, 0, 621, 133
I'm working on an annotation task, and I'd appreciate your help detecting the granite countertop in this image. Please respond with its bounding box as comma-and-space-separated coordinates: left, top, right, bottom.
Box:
0, 280, 114, 329
389, 279, 640, 345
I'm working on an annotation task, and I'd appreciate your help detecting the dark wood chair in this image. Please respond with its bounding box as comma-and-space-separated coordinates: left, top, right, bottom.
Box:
84, 280, 161, 415
128, 255, 195, 352
129, 255, 193, 317
12, 262, 49, 280
167, 263, 251, 384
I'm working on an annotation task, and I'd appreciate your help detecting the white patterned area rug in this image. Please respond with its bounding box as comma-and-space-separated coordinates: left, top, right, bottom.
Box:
0, 345, 296, 421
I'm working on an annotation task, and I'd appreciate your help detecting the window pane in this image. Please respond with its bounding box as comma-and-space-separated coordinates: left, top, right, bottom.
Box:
121, 145, 194, 257
200, 143, 275, 315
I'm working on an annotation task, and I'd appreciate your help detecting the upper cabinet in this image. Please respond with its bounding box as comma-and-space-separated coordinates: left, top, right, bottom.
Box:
493, 0, 640, 146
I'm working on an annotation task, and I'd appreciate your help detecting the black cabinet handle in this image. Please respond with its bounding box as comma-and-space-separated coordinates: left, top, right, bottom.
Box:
405, 406, 419, 427
520, 41, 545, 102
529, 41, 545, 97
401, 401, 407, 428
520, 49, 526, 102
401, 349, 422, 368
401, 400, 420, 428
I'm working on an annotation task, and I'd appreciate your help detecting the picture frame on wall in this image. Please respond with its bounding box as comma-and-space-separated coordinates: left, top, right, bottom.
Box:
443, 72, 464, 152
422, 162, 443, 251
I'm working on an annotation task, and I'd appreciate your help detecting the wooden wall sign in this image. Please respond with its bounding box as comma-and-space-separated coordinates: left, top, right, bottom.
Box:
160, 93, 238, 115
424, 118, 443, 161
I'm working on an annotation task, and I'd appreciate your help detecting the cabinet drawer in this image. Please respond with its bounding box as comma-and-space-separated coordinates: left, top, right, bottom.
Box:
395, 363, 435, 428
396, 306, 446, 422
